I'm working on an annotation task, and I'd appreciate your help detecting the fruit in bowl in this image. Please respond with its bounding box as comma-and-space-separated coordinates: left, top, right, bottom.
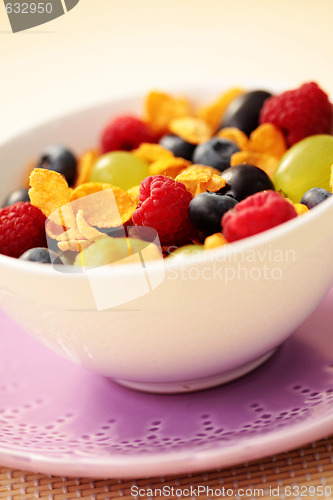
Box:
0, 82, 333, 393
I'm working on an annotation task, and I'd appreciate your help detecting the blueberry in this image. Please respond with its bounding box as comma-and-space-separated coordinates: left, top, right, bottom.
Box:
193, 138, 239, 172
221, 90, 272, 136
160, 134, 196, 161
36, 145, 77, 186
19, 247, 64, 265
217, 164, 275, 201
189, 192, 238, 236
300, 188, 332, 209
2, 188, 30, 208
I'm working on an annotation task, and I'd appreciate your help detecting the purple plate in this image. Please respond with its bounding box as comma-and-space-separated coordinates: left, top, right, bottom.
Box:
1, 288, 333, 479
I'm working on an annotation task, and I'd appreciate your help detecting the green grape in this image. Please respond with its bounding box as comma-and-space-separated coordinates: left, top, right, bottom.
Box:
90, 151, 149, 190
169, 245, 204, 258
274, 135, 333, 203
74, 236, 161, 267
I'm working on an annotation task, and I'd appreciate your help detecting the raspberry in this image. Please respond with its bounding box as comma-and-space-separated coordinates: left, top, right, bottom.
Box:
0, 202, 47, 258
132, 175, 193, 245
260, 82, 332, 146
222, 190, 297, 242
101, 114, 155, 154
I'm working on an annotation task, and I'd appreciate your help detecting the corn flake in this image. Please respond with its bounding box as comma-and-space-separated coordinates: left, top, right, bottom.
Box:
248, 124, 287, 159
48, 209, 104, 252
127, 184, 140, 203
230, 151, 279, 179
293, 203, 309, 215
70, 182, 113, 201
197, 87, 244, 130
204, 233, 228, 250
144, 91, 191, 136
75, 149, 100, 187
133, 143, 174, 164
169, 116, 213, 144
330, 164, 333, 193
150, 157, 191, 178
76, 210, 104, 240
53, 212, 103, 252
29, 168, 73, 219
184, 164, 222, 176
46, 219, 69, 239
58, 239, 92, 252
71, 183, 137, 228
56, 224, 92, 253
175, 169, 226, 197
57, 226, 85, 243
217, 127, 249, 150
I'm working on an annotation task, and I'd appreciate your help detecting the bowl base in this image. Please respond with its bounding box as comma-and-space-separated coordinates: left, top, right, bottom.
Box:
114, 348, 277, 394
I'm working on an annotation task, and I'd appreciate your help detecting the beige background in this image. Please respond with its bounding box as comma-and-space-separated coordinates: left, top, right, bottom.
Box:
0, 0, 333, 141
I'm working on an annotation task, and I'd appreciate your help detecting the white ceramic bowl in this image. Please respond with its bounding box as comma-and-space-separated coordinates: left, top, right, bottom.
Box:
1, 87, 333, 393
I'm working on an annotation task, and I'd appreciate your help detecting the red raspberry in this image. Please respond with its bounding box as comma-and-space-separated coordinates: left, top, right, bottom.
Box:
101, 114, 155, 154
132, 175, 193, 245
0, 202, 47, 258
260, 82, 332, 146
222, 190, 297, 242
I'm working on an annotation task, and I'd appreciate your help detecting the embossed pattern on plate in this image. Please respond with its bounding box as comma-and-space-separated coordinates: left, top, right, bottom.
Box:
1, 288, 333, 478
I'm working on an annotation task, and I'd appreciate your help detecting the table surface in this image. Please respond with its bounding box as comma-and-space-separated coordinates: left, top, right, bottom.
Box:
1, 436, 333, 498
1, 0, 333, 495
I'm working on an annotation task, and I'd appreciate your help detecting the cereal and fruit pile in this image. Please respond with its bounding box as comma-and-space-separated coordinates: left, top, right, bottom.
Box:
1, 81, 333, 266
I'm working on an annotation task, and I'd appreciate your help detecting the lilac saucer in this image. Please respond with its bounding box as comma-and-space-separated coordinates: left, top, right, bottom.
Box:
1, 288, 333, 479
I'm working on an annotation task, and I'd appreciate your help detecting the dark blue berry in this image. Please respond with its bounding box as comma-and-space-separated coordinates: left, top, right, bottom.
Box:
193, 138, 239, 172
159, 134, 196, 161
221, 90, 272, 136
189, 192, 238, 236
300, 188, 332, 209
2, 188, 30, 208
217, 164, 275, 201
19, 247, 64, 265
36, 145, 77, 186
